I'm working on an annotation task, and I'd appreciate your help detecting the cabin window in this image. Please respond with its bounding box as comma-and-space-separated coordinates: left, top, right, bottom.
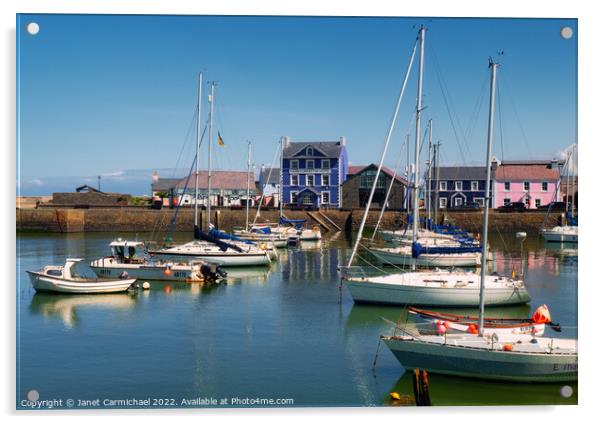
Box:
306, 159, 314, 169
307, 175, 314, 186
523, 181, 530, 192
291, 191, 298, 203
541, 181, 548, 192
47, 269, 62, 276
503, 198, 511, 205
321, 159, 330, 169
291, 160, 299, 170
439, 181, 447, 191
504, 181, 511, 191
322, 174, 330, 186
322, 192, 330, 204
455, 181, 462, 191
439, 198, 447, 209
291, 175, 299, 186
471, 181, 479, 191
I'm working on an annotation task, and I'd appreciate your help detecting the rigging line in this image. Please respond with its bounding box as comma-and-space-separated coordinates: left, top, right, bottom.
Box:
497, 79, 505, 165
498, 73, 534, 160
252, 141, 281, 225
171, 104, 199, 179
465, 75, 489, 153
427, 43, 469, 164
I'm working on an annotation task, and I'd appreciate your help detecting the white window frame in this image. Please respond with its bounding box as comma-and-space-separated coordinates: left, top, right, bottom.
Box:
306, 175, 314, 187
471, 181, 479, 191
321, 159, 329, 169
541, 181, 548, 192
455, 181, 462, 191
321, 191, 330, 205
306, 159, 314, 169
291, 191, 298, 204
321, 174, 330, 187
307, 147, 314, 156
523, 181, 530, 192
504, 181, 510, 192
503, 198, 511, 206
474, 197, 485, 207
291, 159, 299, 170
291, 175, 299, 186
439, 198, 447, 209
302, 193, 313, 205
454, 197, 463, 207
439, 181, 447, 191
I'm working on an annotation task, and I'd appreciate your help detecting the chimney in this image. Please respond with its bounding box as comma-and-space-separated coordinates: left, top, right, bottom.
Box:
283, 136, 291, 149
339, 136, 346, 146
550, 159, 559, 170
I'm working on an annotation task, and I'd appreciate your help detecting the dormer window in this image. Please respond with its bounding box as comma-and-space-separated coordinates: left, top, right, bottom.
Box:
307, 147, 314, 156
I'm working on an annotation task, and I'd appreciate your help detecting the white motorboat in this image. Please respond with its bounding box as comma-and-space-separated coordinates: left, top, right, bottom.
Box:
232, 226, 289, 248
541, 225, 578, 243
90, 240, 226, 282
27, 259, 137, 294
343, 268, 529, 307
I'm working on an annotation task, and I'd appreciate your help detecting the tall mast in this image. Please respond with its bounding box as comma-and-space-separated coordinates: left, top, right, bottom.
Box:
434, 141, 441, 226
246, 141, 252, 231
478, 59, 499, 336
425, 119, 433, 226
570, 145, 576, 216
206, 82, 215, 230
411, 25, 426, 270
194, 72, 203, 234
279, 137, 284, 219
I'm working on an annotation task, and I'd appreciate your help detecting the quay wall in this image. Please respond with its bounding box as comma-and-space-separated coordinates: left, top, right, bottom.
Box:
17, 207, 562, 234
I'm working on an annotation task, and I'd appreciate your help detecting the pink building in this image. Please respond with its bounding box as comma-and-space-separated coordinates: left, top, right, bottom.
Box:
494, 161, 562, 209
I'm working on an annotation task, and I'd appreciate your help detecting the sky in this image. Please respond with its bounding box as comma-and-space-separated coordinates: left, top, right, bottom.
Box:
16, 14, 577, 195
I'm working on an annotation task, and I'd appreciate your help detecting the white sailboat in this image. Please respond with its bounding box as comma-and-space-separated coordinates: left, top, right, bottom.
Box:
382, 55, 577, 382
148, 76, 273, 267
341, 27, 529, 307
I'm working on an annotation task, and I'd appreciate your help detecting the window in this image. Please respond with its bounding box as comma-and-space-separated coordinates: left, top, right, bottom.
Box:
291, 191, 298, 203
541, 181, 548, 192
302, 193, 313, 205
455, 181, 462, 191
291, 175, 298, 186
359, 170, 385, 189
439, 198, 447, 209
503, 198, 511, 206
307, 175, 314, 186
474, 197, 485, 207
504, 181, 510, 191
523, 181, 530, 192
321, 159, 330, 169
471, 181, 479, 191
321, 192, 330, 204
439, 181, 447, 191
535, 199, 541, 207
454, 197, 463, 207
307, 147, 314, 156
306, 159, 314, 169
291, 159, 299, 170
321, 174, 330, 186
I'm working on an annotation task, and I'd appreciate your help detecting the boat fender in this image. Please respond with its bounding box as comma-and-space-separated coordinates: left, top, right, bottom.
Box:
142, 282, 151, 290
119, 271, 129, 280
503, 344, 513, 351
467, 324, 478, 334
163, 268, 173, 276
436, 323, 447, 335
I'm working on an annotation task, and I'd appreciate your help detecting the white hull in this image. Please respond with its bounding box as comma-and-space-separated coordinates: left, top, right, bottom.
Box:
383, 334, 577, 382
369, 246, 481, 267
344, 271, 530, 307
149, 241, 272, 267
27, 271, 136, 294
89, 259, 205, 282
541, 226, 578, 243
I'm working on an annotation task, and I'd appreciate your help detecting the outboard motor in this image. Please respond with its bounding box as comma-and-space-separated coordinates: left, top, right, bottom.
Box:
200, 263, 227, 282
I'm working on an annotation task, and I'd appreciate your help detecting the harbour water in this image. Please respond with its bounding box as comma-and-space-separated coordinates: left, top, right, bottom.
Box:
16, 231, 577, 408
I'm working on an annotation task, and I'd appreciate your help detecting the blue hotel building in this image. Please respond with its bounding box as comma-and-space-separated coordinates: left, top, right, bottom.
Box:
281, 136, 349, 208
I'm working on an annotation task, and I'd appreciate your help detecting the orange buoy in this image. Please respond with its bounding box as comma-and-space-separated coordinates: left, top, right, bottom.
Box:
503, 344, 514, 351
467, 324, 478, 334
164, 268, 173, 276
436, 323, 447, 335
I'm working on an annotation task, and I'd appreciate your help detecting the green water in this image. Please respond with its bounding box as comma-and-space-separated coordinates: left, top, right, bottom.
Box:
16, 231, 577, 408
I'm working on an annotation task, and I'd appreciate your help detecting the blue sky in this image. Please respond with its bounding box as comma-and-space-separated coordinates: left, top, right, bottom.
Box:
17, 14, 577, 195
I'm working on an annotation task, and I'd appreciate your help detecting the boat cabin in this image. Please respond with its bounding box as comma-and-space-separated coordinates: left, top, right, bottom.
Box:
109, 240, 145, 263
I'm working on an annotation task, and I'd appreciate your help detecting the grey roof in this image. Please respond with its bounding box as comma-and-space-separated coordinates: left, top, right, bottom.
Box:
151, 178, 181, 192
283, 141, 345, 159
259, 168, 280, 185
430, 166, 490, 181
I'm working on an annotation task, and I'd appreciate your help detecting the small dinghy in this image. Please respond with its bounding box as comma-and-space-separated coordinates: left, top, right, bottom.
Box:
27, 258, 137, 294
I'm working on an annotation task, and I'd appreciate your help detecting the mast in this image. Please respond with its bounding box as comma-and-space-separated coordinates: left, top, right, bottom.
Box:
206, 82, 215, 230
434, 141, 441, 226
411, 25, 426, 270
246, 140, 251, 231
279, 137, 284, 219
427, 119, 433, 227
478, 59, 499, 336
570, 145, 576, 217
194, 72, 203, 236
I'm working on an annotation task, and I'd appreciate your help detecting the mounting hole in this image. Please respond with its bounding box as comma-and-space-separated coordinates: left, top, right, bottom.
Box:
560, 385, 573, 398
26, 22, 40, 35
560, 26, 573, 40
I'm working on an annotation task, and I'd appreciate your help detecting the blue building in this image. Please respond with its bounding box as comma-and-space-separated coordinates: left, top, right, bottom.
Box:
281, 136, 349, 208
427, 165, 496, 209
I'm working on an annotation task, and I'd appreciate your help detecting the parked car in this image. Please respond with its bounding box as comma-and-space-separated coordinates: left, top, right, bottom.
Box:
537, 201, 568, 211
497, 202, 527, 212
449, 202, 482, 211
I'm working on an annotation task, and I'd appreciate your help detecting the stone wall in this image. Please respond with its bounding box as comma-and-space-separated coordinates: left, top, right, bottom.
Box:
52, 192, 131, 206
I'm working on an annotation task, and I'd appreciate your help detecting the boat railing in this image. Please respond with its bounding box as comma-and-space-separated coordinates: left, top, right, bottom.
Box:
338, 265, 386, 280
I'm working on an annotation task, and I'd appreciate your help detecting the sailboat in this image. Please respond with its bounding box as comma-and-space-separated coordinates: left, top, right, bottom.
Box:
382, 55, 577, 383
148, 76, 272, 267
341, 27, 529, 307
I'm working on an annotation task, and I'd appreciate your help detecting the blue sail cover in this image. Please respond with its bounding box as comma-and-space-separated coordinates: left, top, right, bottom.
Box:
279, 217, 305, 230
209, 228, 256, 246
200, 230, 244, 252
411, 241, 481, 258
566, 212, 578, 226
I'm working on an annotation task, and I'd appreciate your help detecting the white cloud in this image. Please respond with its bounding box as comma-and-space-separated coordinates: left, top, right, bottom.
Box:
557, 144, 578, 175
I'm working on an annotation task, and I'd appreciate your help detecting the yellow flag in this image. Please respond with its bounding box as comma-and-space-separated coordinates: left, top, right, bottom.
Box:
218, 132, 225, 147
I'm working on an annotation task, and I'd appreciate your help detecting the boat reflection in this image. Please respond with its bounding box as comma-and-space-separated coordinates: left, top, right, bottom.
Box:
29, 292, 138, 328
384, 372, 577, 406
224, 266, 273, 284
